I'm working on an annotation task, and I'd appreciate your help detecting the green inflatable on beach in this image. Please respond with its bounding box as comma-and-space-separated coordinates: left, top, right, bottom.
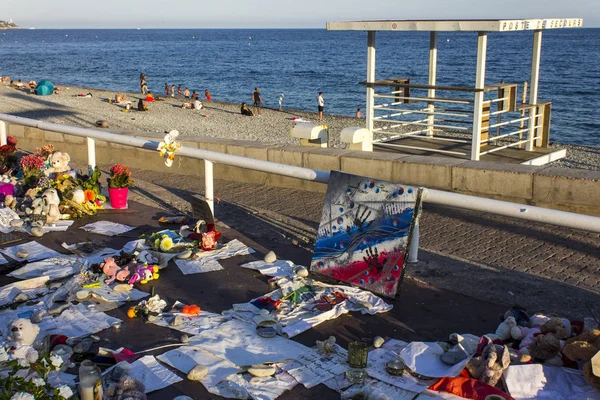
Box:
36, 80, 55, 96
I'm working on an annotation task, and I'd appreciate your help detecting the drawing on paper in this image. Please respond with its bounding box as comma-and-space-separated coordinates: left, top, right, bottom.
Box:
310, 171, 422, 298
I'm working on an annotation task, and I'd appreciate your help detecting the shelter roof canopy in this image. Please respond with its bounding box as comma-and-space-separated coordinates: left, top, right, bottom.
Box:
326, 18, 583, 32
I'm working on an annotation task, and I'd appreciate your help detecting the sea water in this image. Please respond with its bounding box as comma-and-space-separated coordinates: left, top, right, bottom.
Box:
0, 28, 599, 146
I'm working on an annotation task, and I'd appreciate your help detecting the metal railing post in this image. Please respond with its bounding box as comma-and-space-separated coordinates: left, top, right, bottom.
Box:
204, 159, 214, 216
0, 120, 7, 146
471, 32, 488, 161
87, 137, 96, 174
527, 30, 542, 151
408, 222, 419, 263
427, 32, 438, 136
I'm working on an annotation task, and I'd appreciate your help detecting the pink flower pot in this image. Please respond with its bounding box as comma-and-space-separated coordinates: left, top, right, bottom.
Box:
109, 187, 128, 209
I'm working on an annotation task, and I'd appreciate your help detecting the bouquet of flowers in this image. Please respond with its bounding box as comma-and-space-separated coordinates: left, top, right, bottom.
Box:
0, 144, 17, 174
19, 154, 46, 186
107, 164, 134, 188
0, 346, 74, 400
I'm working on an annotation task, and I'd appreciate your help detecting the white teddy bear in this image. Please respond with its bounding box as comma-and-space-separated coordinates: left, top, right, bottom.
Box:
41, 188, 61, 224
44, 151, 71, 176
6, 318, 40, 363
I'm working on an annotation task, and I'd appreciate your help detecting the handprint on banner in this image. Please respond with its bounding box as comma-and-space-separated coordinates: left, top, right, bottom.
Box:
346, 204, 373, 235
363, 246, 385, 273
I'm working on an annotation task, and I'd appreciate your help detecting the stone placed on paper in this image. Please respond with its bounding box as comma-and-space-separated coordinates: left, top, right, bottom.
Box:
187, 364, 208, 381
177, 249, 192, 259
374, 336, 385, 348
10, 219, 23, 227
264, 251, 276, 263
15, 250, 29, 259
248, 364, 276, 377
31, 227, 44, 237
294, 266, 309, 277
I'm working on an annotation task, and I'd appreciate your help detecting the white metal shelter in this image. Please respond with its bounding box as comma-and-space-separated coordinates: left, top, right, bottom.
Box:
327, 19, 584, 161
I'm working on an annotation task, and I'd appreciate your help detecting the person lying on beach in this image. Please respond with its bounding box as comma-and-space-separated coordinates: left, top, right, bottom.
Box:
181, 99, 204, 110
240, 102, 253, 116
74, 93, 93, 98
114, 93, 132, 104
0, 76, 10, 83
15, 79, 24, 88
138, 99, 149, 111
28, 81, 37, 89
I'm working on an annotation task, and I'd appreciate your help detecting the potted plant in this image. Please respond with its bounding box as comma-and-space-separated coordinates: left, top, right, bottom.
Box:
19, 154, 46, 187
107, 164, 133, 209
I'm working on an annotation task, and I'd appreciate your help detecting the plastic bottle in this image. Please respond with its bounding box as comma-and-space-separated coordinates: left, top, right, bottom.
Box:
78, 360, 103, 400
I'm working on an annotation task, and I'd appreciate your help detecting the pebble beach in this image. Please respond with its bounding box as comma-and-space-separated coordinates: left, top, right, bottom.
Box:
0, 83, 599, 171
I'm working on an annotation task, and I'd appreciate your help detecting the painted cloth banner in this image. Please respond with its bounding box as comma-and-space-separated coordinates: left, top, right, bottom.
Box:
311, 171, 422, 297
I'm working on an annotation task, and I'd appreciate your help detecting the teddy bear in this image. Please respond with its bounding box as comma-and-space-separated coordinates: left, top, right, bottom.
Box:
466, 341, 511, 387
44, 151, 71, 176
521, 317, 572, 363
4, 194, 17, 210
563, 329, 600, 391
6, 318, 40, 363
100, 257, 131, 284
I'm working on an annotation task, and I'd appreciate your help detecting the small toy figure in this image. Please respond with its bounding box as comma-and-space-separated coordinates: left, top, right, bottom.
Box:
6, 318, 40, 362
128, 265, 159, 285
100, 257, 131, 284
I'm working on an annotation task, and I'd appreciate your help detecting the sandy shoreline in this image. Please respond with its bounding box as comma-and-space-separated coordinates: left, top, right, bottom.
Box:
0, 83, 598, 170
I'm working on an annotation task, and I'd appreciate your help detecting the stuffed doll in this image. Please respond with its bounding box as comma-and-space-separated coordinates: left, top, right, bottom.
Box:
466, 341, 511, 387
42, 188, 61, 223
128, 265, 159, 285
6, 318, 40, 363
100, 257, 131, 284
563, 329, 600, 391
44, 151, 71, 176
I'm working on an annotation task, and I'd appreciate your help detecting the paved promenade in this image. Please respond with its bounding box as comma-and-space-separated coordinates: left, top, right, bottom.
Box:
121, 165, 599, 318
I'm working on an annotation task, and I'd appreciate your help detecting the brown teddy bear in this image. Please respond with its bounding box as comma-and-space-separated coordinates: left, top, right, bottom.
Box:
563, 329, 600, 391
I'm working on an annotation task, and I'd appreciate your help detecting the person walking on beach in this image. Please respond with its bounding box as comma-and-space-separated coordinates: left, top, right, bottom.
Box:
177, 85, 182, 98
278, 93, 285, 110
205, 89, 211, 101
317, 92, 324, 123
184, 87, 190, 99
165, 83, 170, 97
252, 88, 263, 117
171, 85, 175, 98
140, 74, 148, 94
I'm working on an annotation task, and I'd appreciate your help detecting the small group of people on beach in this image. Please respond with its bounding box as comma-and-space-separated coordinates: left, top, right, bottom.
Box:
163, 83, 211, 102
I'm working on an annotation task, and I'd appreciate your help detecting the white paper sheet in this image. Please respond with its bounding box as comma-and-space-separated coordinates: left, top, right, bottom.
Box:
187, 319, 310, 366
105, 356, 182, 393
367, 348, 433, 393
175, 239, 255, 275
0, 208, 20, 233
341, 378, 420, 400
0, 253, 7, 265
1, 241, 62, 262
84, 282, 149, 303
46, 303, 121, 338
8, 255, 82, 280
240, 260, 299, 277
157, 346, 242, 388
279, 344, 348, 389
150, 311, 228, 335
210, 368, 298, 400
0, 276, 50, 307
80, 221, 135, 236
19, 220, 75, 235
504, 364, 600, 400
399, 342, 471, 378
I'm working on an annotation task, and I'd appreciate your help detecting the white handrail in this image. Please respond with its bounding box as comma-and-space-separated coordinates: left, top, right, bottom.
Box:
1, 114, 600, 264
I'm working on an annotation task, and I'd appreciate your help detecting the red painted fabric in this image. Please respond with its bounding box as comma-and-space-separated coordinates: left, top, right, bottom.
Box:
429, 375, 514, 400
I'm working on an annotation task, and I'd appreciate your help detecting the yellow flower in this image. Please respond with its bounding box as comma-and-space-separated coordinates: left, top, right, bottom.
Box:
159, 236, 174, 252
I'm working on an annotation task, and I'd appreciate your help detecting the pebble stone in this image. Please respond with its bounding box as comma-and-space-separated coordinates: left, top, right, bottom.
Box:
264, 251, 277, 263
374, 336, 385, 348
15, 250, 29, 259
187, 364, 208, 381
248, 364, 276, 377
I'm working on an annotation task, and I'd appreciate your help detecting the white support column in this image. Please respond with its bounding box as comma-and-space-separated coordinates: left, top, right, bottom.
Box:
0, 120, 7, 146
470, 32, 488, 161
427, 31, 438, 136
364, 30, 376, 152
86, 137, 96, 174
407, 222, 419, 263
204, 159, 214, 216
527, 29, 542, 151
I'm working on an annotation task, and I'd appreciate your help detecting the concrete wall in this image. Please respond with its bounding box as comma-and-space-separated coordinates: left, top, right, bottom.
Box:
7, 123, 600, 216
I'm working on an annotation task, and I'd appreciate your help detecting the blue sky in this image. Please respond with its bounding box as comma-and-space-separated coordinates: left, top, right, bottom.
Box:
4, 0, 598, 28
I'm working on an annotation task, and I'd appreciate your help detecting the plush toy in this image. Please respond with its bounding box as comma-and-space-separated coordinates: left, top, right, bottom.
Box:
4, 194, 17, 210
563, 329, 600, 391
100, 257, 131, 284
466, 342, 511, 387
541, 317, 572, 340
41, 188, 61, 223
44, 151, 71, 176
71, 188, 85, 204
6, 318, 40, 363
128, 265, 159, 285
